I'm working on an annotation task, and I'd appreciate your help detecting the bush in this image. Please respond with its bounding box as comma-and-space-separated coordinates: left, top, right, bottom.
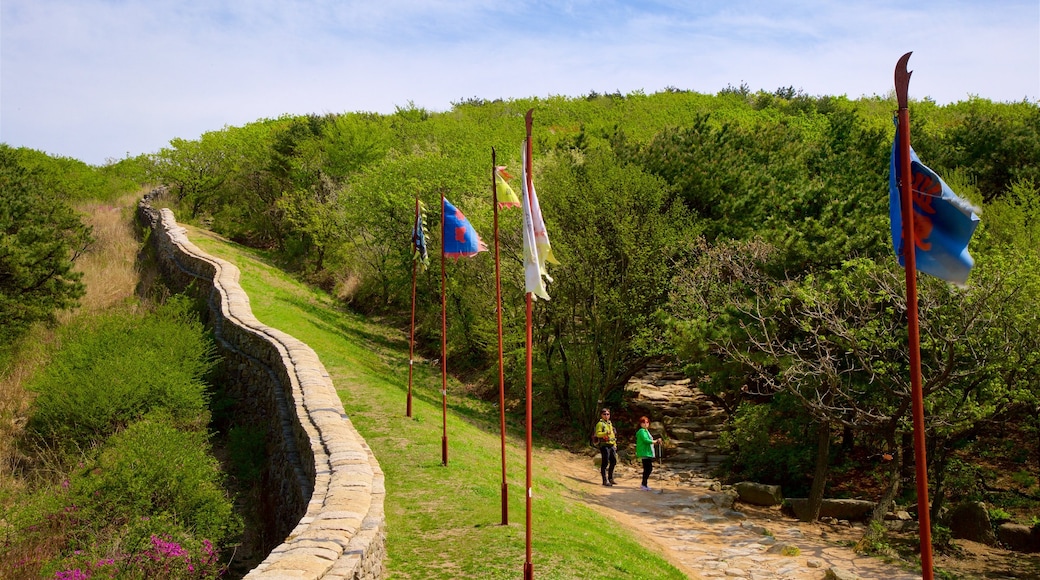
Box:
718, 397, 815, 494
1, 416, 239, 579
26, 296, 216, 454
0, 145, 91, 344
70, 415, 241, 546
45, 528, 226, 580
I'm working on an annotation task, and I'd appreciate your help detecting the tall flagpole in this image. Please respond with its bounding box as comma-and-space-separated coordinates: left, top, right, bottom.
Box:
440, 193, 449, 466
407, 195, 419, 418
522, 109, 535, 580
492, 147, 509, 526
895, 51, 935, 580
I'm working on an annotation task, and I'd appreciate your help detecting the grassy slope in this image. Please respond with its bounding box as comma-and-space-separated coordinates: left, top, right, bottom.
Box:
186, 226, 686, 580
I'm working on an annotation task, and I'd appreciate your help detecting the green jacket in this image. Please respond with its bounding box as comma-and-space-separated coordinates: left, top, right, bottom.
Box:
595, 419, 616, 447
636, 427, 656, 459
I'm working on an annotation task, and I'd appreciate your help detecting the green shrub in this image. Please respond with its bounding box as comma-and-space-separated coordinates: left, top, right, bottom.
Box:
41, 517, 227, 579
718, 397, 815, 493
26, 296, 216, 453
988, 507, 1012, 524
71, 415, 241, 546
1, 417, 239, 579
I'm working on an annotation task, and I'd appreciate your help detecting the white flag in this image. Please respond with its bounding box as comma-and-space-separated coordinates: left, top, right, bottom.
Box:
521, 141, 559, 300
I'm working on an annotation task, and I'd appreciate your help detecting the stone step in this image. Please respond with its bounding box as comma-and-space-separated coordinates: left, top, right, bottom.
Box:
623, 362, 730, 479
667, 428, 720, 443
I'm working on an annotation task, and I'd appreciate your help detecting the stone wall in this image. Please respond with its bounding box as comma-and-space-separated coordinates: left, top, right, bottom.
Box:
138, 193, 386, 580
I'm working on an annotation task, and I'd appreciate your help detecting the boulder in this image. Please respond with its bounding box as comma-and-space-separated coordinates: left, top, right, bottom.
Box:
997, 523, 1040, 553
947, 501, 998, 546
825, 568, 862, 580
734, 481, 784, 506
784, 498, 875, 521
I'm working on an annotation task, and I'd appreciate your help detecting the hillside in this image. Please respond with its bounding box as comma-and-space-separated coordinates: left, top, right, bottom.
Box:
186, 219, 1039, 579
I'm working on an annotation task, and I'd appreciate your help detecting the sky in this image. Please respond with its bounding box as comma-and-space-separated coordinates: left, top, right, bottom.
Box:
2, 0, 1038, 166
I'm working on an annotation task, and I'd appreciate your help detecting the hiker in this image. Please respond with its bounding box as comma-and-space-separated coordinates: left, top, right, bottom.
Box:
594, 408, 618, 486
636, 416, 661, 491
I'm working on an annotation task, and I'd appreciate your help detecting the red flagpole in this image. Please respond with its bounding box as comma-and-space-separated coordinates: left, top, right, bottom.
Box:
407, 195, 419, 418
440, 194, 449, 466
492, 147, 509, 526
895, 51, 935, 580
523, 109, 535, 580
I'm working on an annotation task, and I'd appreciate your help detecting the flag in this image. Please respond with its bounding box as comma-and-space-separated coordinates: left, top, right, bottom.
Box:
495, 166, 521, 209
442, 197, 488, 258
521, 143, 559, 300
412, 199, 429, 270
889, 118, 980, 286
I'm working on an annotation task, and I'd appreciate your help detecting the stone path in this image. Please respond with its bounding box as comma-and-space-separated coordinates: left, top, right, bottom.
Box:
559, 458, 922, 580
559, 363, 923, 579
624, 363, 729, 476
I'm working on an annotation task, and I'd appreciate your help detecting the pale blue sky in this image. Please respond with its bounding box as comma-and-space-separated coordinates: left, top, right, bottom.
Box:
2, 0, 1038, 166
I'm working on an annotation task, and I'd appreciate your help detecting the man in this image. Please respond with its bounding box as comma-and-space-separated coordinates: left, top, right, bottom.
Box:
595, 408, 618, 486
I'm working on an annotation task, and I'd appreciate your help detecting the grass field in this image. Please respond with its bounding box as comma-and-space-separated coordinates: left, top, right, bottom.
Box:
185, 226, 687, 580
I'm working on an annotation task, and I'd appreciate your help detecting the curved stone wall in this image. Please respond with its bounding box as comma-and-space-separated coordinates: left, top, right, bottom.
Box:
138, 193, 386, 580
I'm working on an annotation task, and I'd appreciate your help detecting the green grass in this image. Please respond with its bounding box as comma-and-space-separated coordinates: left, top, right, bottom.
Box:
187, 227, 686, 580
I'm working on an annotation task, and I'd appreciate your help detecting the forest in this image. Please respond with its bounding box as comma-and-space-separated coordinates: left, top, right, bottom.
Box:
4, 85, 1040, 555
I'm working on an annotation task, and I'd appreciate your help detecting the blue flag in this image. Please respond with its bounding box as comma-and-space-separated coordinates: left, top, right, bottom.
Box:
442, 197, 487, 259
889, 119, 980, 286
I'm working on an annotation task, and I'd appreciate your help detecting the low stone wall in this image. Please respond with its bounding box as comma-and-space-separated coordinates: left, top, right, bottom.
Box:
138, 193, 386, 580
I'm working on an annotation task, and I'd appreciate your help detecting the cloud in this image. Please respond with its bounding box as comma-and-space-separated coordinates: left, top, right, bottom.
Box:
2, 0, 1037, 165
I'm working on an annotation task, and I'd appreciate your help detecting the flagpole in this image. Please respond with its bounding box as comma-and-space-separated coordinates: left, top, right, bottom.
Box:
895, 51, 935, 580
492, 147, 510, 526
522, 108, 535, 580
407, 195, 419, 418
440, 194, 449, 467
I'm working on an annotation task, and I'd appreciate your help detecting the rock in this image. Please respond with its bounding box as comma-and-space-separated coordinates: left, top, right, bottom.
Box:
740, 521, 769, 535
825, 567, 861, 580
997, 522, 1040, 553
766, 542, 800, 556
785, 498, 875, 521
947, 501, 998, 546
884, 520, 913, 533
734, 481, 784, 506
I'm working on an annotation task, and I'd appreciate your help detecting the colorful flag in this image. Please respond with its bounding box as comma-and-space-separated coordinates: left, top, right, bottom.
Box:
521, 143, 559, 300
495, 166, 521, 209
889, 119, 980, 286
412, 199, 429, 270
442, 197, 488, 258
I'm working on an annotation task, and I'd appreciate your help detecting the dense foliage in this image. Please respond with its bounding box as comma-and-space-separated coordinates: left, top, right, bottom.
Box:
0, 144, 152, 350
26, 297, 216, 453
143, 89, 1039, 530
146, 88, 1040, 436
1, 295, 240, 579
0, 146, 91, 344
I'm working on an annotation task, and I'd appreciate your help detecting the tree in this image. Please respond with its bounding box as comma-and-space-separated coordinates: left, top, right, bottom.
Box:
277, 175, 349, 273
0, 146, 92, 344
151, 134, 231, 218
946, 100, 1040, 203
666, 236, 1040, 525
535, 144, 696, 428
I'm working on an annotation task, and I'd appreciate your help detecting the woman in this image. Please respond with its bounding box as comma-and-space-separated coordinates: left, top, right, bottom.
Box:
635, 416, 661, 491
595, 408, 617, 486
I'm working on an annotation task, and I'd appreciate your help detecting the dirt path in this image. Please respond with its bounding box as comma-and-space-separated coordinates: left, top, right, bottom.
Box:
543, 449, 924, 580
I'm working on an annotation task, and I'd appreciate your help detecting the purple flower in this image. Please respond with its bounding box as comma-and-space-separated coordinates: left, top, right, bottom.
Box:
54, 569, 90, 580
150, 534, 188, 558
